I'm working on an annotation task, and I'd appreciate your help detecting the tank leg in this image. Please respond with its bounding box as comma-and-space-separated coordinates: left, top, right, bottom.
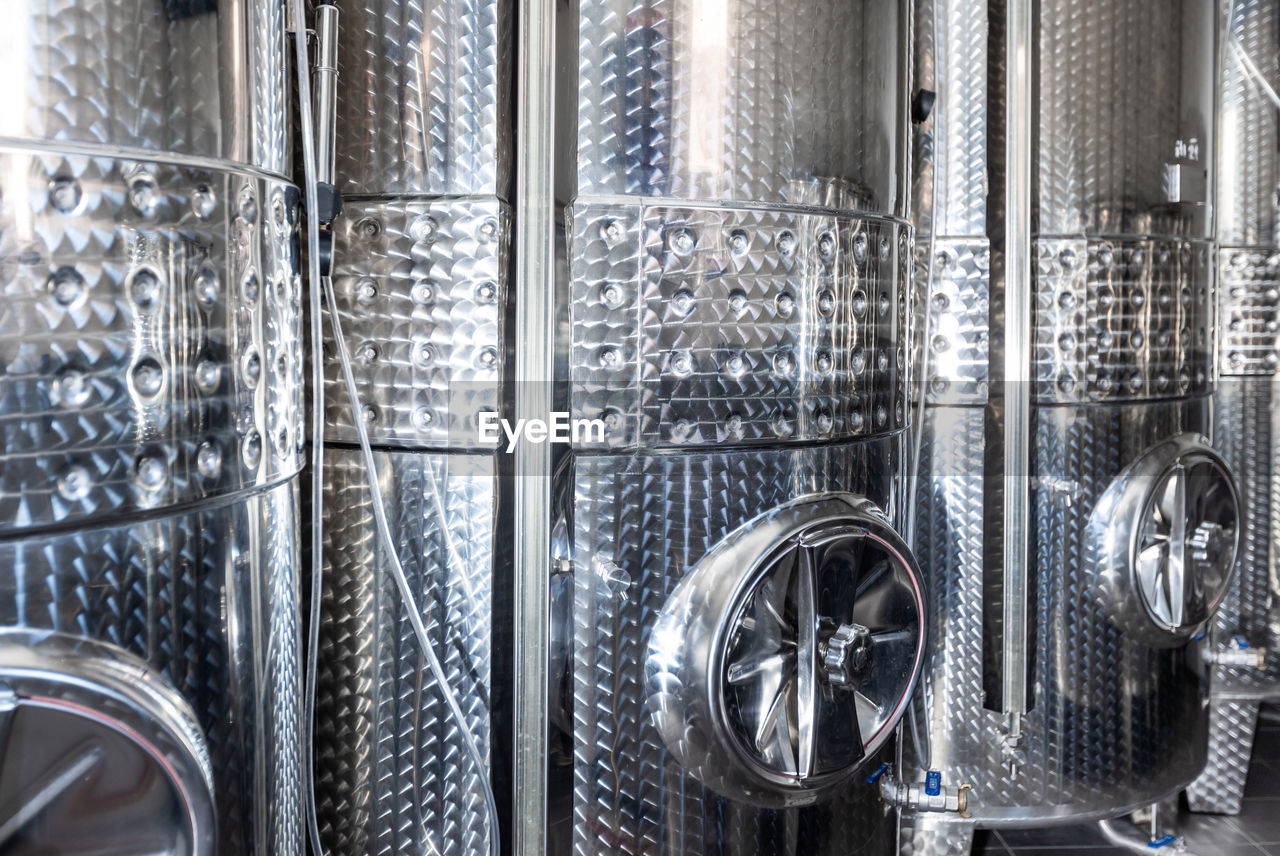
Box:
1186, 699, 1261, 815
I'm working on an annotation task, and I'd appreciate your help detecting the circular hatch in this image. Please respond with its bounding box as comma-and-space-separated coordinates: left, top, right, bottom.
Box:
646, 493, 927, 807
0, 630, 216, 855
1090, 433, 1240, 647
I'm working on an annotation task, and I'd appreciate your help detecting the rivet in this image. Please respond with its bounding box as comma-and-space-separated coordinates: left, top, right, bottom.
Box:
477, 347, 498, 369
776, 292, 796, 317
191, 184, 216, 219
600, 283, 624, 309
777, 230, 797, 258
195, 359, 221, 394
818, 231, 836, 262
728, 289, 748, 314
478, 218, 499, 242
669, 227, 696, 255
354, 217, 381, 240
242, 350, 262, 387
48, 267, 86, 307
815, 350, 833, 375
851, 347, 867, 374
670, 351, 693, 376
600, 219, 624, 245
195, 265, 219, 307
131, 356, 165, 398
673, 289, 695, 316
57, 463, 92, 501
410, 214, 439, 243
816, 409, 834, 433
134, 454, 168, 491
412, 282, 435, 305
1058, 332, 1076, 352
852, 290, 868, 317
197, 441, 222, 479
414, 407, 436, 430
773, 351, 796, 377
475, 281, 497, 304
238, 186, 258, 224
51, 367, 92, 408
853, 233, 868, 264
415, 342, 437, 366
772, 413, 795, 437
726, 415, 744, 438
242, 269, 260, 304
243, 430, 263, 468
50, 176, 82, 214
356, 279, 378, 304
879, 236, 890, 261
598, 347, 620, 369
129, 268, 162, 310
818, 290, 835, 316
878, 292, 891, 315
128, 172, 159, 216
729, 229, 749, 256
1058, 291, 1076, 310
357, 342, 379, 364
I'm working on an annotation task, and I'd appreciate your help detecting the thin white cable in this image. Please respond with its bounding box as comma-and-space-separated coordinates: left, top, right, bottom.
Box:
289, 5, 326, 856
292, 2, 501, 853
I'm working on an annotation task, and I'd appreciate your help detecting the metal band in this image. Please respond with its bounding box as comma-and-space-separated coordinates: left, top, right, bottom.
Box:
325, 198, 509, 449
1219, 248, 1280, 376
1034, 237, 1213, 403
0, 150, 304, 535
569, 202, 912, 448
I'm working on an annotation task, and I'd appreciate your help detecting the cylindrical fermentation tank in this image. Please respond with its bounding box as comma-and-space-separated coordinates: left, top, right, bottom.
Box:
0, 1, 304, 854
311, 1, 510, 855
1187, 0, 1280, 817
551, 0, 926, 854
902, 0, 1234, 852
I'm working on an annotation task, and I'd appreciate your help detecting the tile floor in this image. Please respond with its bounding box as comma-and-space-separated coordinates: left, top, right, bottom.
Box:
971, 705, 1280, 855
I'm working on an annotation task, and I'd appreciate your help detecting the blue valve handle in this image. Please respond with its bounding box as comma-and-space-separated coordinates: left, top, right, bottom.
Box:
866, 763, 890, 785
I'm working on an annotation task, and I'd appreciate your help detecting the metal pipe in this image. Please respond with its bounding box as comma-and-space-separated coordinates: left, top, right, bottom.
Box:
312, 3, 340, 186
1001, 0, 1033, 743
512, 0, 557, 851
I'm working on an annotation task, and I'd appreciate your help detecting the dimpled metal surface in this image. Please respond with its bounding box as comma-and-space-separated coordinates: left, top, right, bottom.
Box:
1036, 0, 1201, 237
0, 151, 304, 534
1219, 0, 1280, 248
325, 198, 508, 448
568, 441, 900, 856
333, 0, 512, 197
916, 238, 991, 402
569, 203, 910, 449
0, 483, 303, 855
5, 0, 289, 176
1196, 0, 1280, 817
574, 0, 906, 213
1187, 699, 1261, 815
905, 400, 1210, 827
316, 449, 494, 856
912, 0, 989, 238
1219, 249, 1280, 375
1033, 238, 1213, 403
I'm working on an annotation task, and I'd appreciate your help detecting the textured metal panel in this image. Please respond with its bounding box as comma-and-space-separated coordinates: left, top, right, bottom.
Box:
1208, 374, 1280, 693
568, 441, 900, 856
912, 0, 989, 237
1219, 248, 1280, 375
1035, 0, 1208, 238
1187, 699, 1260, 815
898, 815, 975, 856
569, 202, 911, 448
325, 198, 508, 448
315, 448, 494, 856
917, 238, 991, 402
1033, 238, 1213, 403
904, 401, 1210, 825
3, 0, 288, 175
0, 483, 303, 856
0, 151, 304, 534
1219, 0, 1280, 247
333, 0, 512, 197
574, 0, 907, 213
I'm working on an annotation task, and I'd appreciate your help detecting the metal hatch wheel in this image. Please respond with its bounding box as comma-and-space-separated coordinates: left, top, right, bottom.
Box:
1090, 433, 1241, 648
0, 630, 216, 855
646, 493, 927, 808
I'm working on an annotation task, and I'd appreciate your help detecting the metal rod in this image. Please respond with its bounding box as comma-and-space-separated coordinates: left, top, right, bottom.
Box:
312, 4, 339, 186
1001, 0, 1033, 740
512, 0, 557, 850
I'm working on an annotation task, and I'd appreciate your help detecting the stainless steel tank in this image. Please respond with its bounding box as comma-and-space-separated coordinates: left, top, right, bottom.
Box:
551, 1, 925, 854
901, 0, 1232, 851
1186, 0, 1280, 817
0, 1, 303, 854
312, 1, 510, 854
